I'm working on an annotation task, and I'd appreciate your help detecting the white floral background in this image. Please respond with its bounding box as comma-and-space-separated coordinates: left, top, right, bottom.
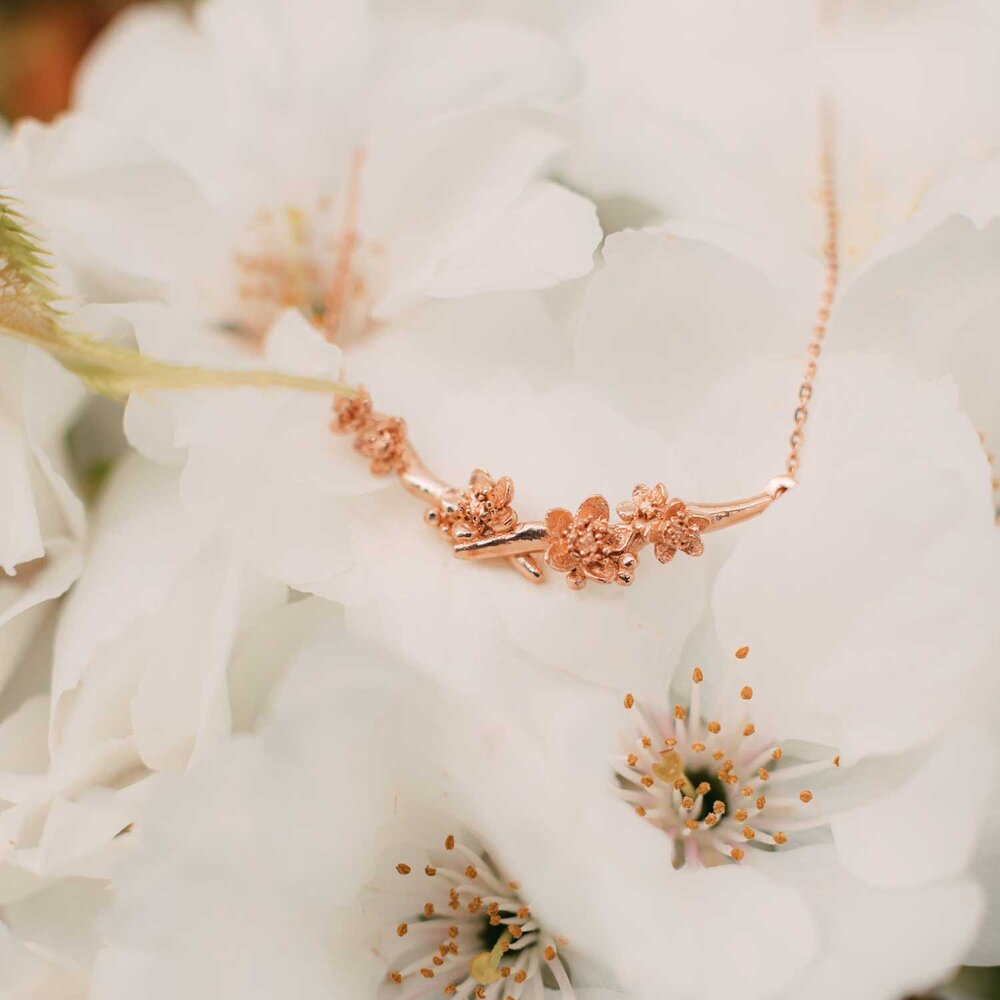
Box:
1, 1, 999, 998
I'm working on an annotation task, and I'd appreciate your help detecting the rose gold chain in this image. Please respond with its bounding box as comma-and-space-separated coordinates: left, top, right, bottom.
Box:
785, 100, 840, 480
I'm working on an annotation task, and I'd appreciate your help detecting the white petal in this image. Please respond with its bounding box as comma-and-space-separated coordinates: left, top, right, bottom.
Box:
835, 217, 1000, 454
756, 844, 983, 1000
50, 456, 216, 744
5, 114, 209, 301
0, 409, 44, 573
372, 15, 578, 128
712, 355, 997, 760
0, 920, 89, 998
421, 180, 599, 297
966, 792, 1000, 966
832, 724, 994, 889
2, 876, 109, 970
0, 542, 83, 695
573, 228, 817, 442
365, 113, 583, 315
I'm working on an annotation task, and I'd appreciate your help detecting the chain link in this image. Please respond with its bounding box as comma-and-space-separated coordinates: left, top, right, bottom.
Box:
785, 101, 840, 480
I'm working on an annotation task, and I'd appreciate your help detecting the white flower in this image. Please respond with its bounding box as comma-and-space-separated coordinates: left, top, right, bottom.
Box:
565, 0, 1000, 262
90, 608, 625, 1000
50, 453, 287, 773
90, 600, 991, 1000
436, 639, 989, 1000
564, 218, 1000, 985
71, 0, 601, 332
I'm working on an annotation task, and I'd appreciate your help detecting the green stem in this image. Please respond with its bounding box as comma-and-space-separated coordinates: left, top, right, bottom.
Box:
0, 322, 357, 401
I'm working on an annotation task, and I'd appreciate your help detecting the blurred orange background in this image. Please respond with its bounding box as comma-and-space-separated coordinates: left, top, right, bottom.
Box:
0, 0, 186, 122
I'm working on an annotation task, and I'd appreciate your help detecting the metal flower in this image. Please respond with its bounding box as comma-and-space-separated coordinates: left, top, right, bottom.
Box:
544, 495, 637, 589
618, 483, 708, 564
356, 415, 408, 475
331, 387, 373, 433
449, 469, 518, 542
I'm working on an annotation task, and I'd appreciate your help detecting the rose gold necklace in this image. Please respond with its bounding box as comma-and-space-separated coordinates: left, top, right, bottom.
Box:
330, 105, 840, 590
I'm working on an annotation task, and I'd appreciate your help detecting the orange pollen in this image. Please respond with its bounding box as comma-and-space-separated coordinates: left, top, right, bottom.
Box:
627, 753, 639, 766
735, 646, 750, 659
713, 801, 726, 815
681, 796, 695, 810
708, 721, 722, 734
424, 903, 435, 917
743, 724, 756, 737
449, 926, 459, 938
713, 750, 726, 761
734, 809, 748, 822
510, 925, 523, 940
742, 786, 754, 797
420, 968, 434, 979
635, 806, 647, 817
691, 742, 706, 752
641, 776, 655, 788
425, 865, 437, 876
396, 863, 411, 875
624, 693, 635, 709
674, 705, 687, 720
692, 667, 704, 683
774, 832, 788, 845
756, 796, 766, 810
390, 972, 403, 984
465, 866, 478, 879
396, 923, 408, 937
833, 755, 841, 767
742, 827, 756, 840
705, 814, 719, 827
685, 818, 699, 830
696, 782, 711, 796
772, 748, 783, 761
515, 972, 528, 984
673, 778, 687, 790
665, 738, 678, 748
799, 790, 814, 803
508, 881, 520, 891
517, 907, 530, 919
731, 847, 745, 861
641, 737, 652, 748
740, 686, 753, 700
758, 768, 770, 781
445, 835, 455, 850
544, 946, 557, 961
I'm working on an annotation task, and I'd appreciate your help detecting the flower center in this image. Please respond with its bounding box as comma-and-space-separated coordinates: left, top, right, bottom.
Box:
225, 148, 376, 344
567, 516, 618, 560
386, 834, 574, 999
618, 654, 839, 868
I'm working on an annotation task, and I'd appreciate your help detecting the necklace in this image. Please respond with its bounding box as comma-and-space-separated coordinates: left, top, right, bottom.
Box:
330, 105, 840, 590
